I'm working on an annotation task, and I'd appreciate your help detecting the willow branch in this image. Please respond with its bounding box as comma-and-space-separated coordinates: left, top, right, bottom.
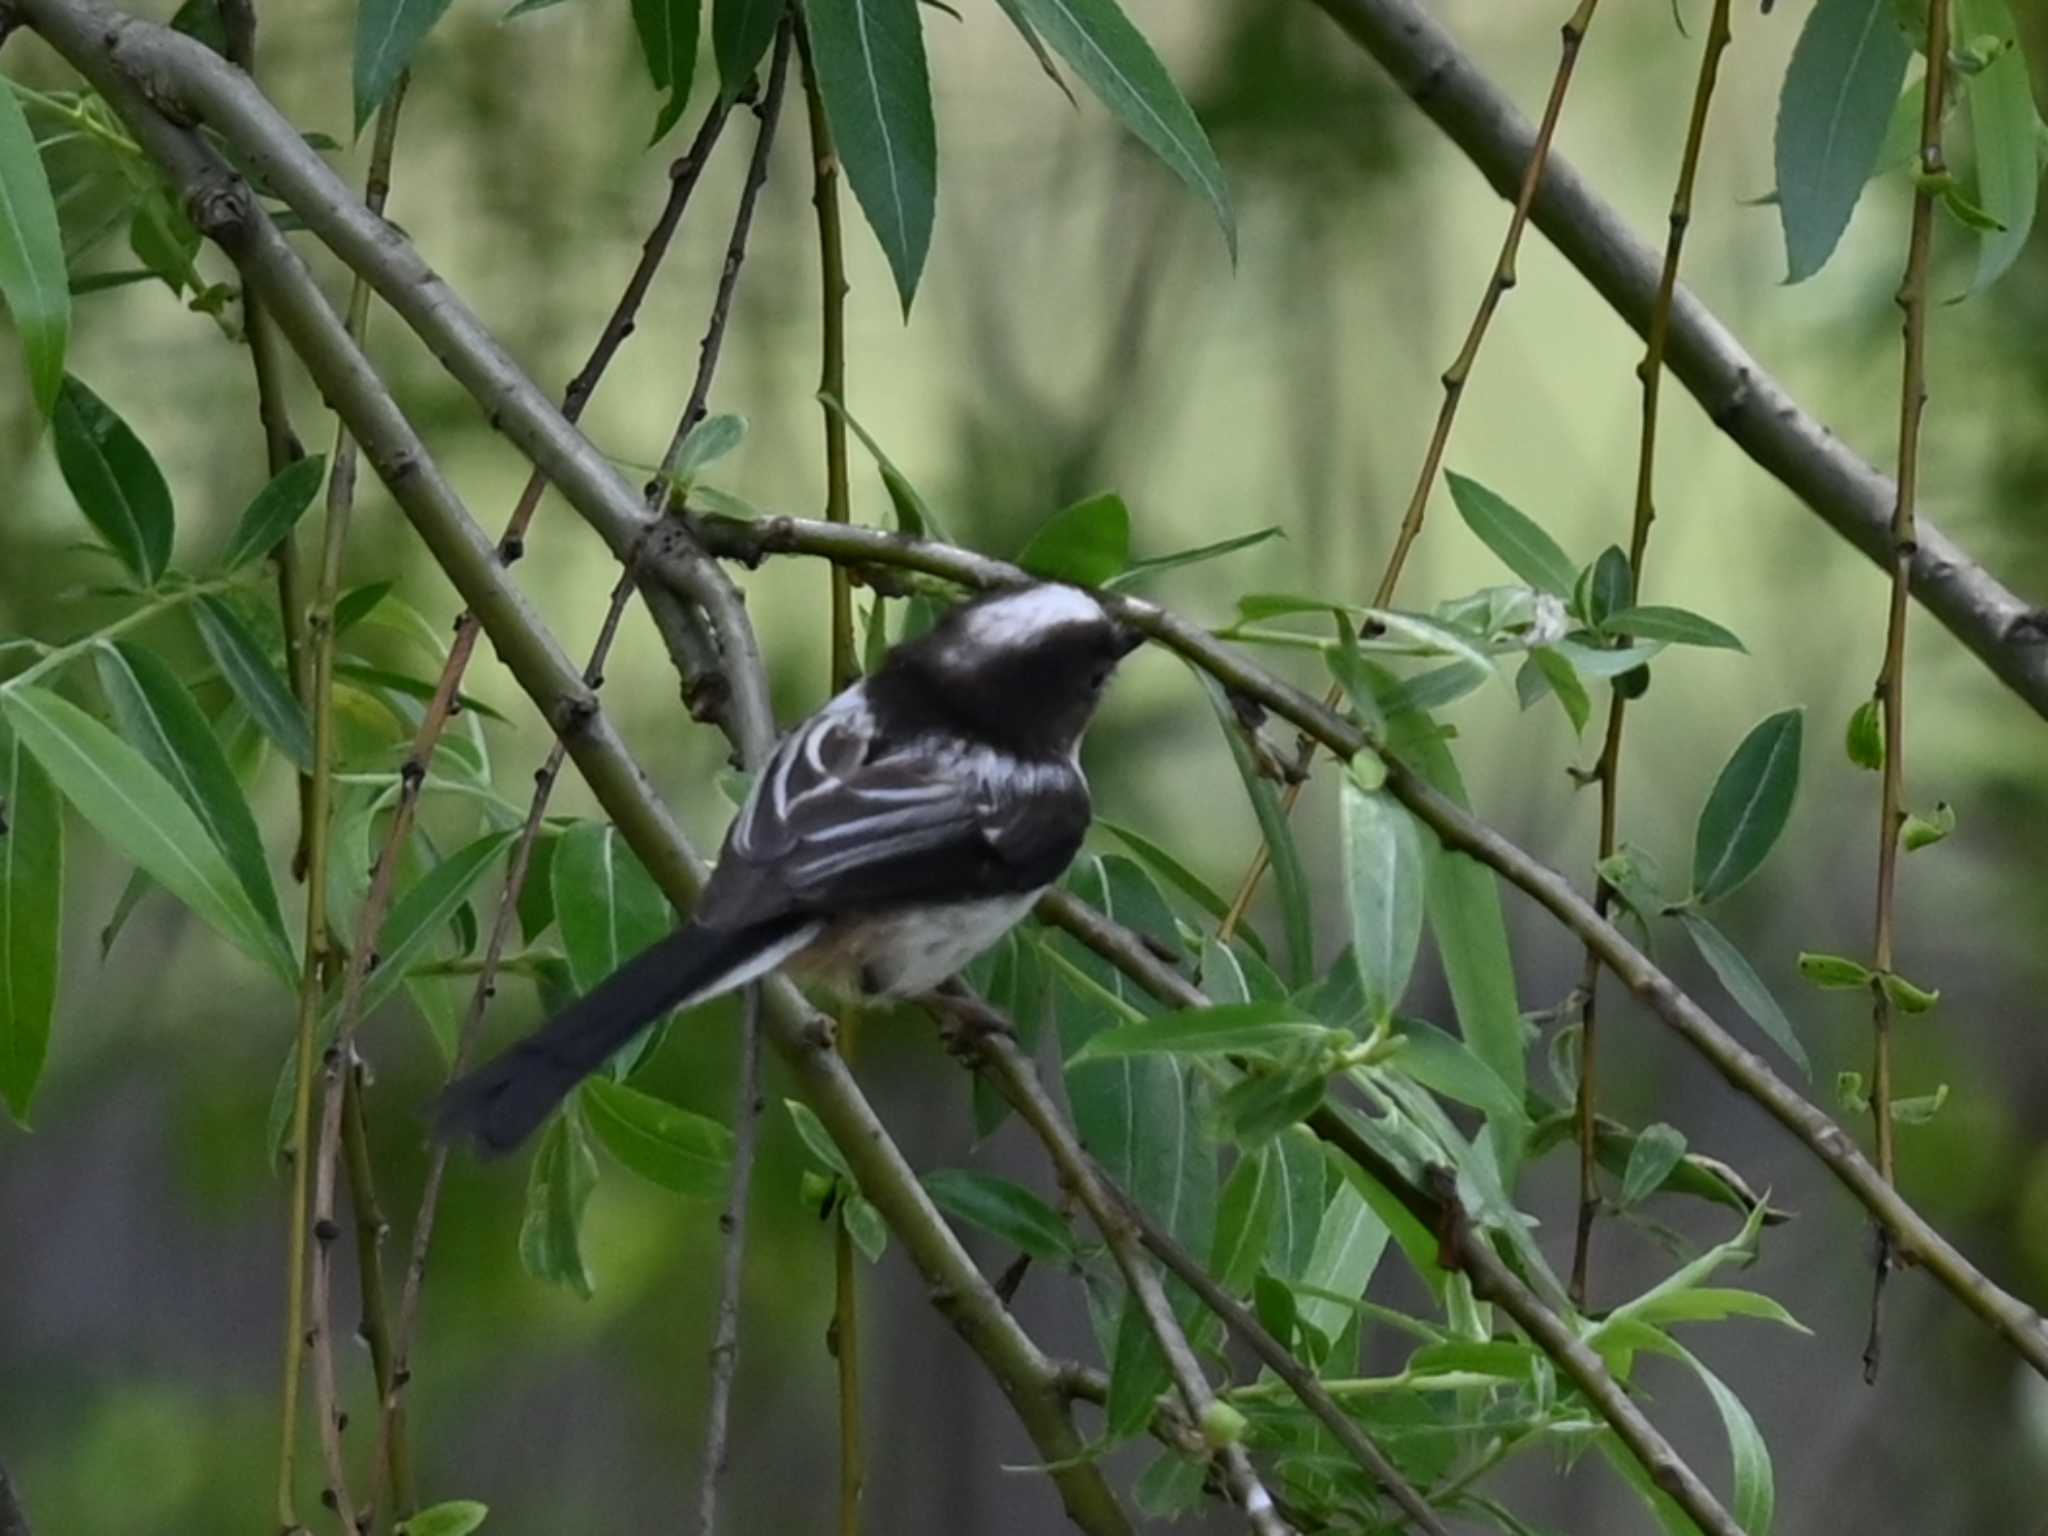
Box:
694, 988, 763, 1534
1865, 0, 1951, 1385
1215, 0, 1602, 948
1304, 0, 2048, 724
965, 1025, 1294, 1534
688, 511, 2048, 1380
1571, 0, 1732, 1311
341, 1063, 408, 1511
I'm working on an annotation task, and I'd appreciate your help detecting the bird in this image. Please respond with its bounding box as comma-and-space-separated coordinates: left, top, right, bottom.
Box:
434, 581, 1144, 1155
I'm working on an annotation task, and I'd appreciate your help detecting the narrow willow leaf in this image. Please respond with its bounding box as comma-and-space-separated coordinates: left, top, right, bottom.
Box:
1016, 491, 1131, 585
923, 1168, 1075, 1261
552, 822, 674, 1070
1603, 604, 1746, 652
1295, 1177, 1389, 1356
1095, 816, 1265, 958
1845, 696, 1884, 770
1197, 672, 1313, 985
0, 82, 69, 417
714, 0, 781, 101
1521, 648, 1590, 734
1624, 1286, 1807, 1333
1955, 0, 2036, 295
1444, 471, 1577, 598
1132, 1452, 1205, 1519
51, 376, 174, 587
1338, 781, 1427, 1027
1, 685, 291, 984
1380, 1019, 1526, 1141
1069, 1000, 1333, 1064
1775, 0, 1911, 282
355, 0, 458, 132
93, 642, 289, 962
1211, 1147, 1279, 1295
1586, 546, 1633, 627
999, 0, 1234, 256
1627, 1323, 1777, 1535
357, 832, 517, 1029
192, 596, 314, 773
1692, 708, 1802, 905
0, 715, 62, 1124
218, 455, 326, 572
1679, 911, 1810, 1078
1620, 1123, 1688, 1209
670, 412, 745, 484
801, 0, 936, 309
1106, 1295, 1171, 1437
1797, 950, 1871, 989
1891, 1083, 1948, 1124
396, 1501, 489, 1536
1597, 1432, 1700, 1536
842, 1194, 887, 1262
785, 1097, 856, 1180
1263, 1126, 1324, 1282
519, 1109, 598, 1298
633, 0, 704, 140
1105, 526, 1281, 589
1879, 969, 1938, 1015
582, 1076, 733, 1197
334, 662, 509, 724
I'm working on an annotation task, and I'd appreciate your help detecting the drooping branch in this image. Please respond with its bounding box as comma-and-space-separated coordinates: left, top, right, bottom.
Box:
1304, 0, 2048, 724
688, 510, 2048, 1380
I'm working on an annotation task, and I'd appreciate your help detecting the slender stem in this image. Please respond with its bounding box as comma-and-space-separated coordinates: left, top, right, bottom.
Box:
341, 1065, 411, 1512
1569, 0, 1731, 1312
1214, 0, 1601, 946
693, 989, 763, 1535
299, 76, 409, 1535
0, 574, 250, 694
689, 512, 2048, 1382
1865, 0, 1949, 1386
832, 1211, 864, 1536
797, 19, 858, 692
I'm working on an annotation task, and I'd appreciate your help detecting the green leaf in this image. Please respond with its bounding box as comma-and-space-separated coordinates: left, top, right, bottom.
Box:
1214, 1065, 1325, 1144
355, 0, 458, 132
997, 0, 1234, 257
1880, 969, 1938, 1015
1518, 648, 1590, 735
0, 714, 62, 1125
1845, 696, 1884, 771
1602, 604, 1745, 652
714, 0, 782, 101
1637, 1325, 1778, 1535
1295, 1176, 1389, 1357
1620, 1123, 1688, 1209
581, 1076, 733, 1198
818, 392, 948, 541
1585, 546, 1632, 627
1068, 1000, 1334, 1064
922, 1168, 1075, 1261
1197, 673, 1313, 986
1774, 0, 1912, 282
1133, 1452, 1206, 1520
842, 1194, 888, 1262
1, 685, 292, 984
1678, 911, 1810, 1078
1797, 951, 1872, 989
1263, 1126, 1325, 1281
0, 82, 70, 417
51, 376, 174, 587
1105, 527, 1281, 589
360, 831, 516, 1035
192, 596, 314, 774
396, 1501, 488, 1536
801, 0, 937, 309
1106, 1293, 1171, 1437
552, 822, 675, 1072
334, 662, 509, 724
633, 0, 704, 141
1901, 799, 1955, 852
1338, 781, 1427, 1028
1444, 471, 1577, 598
218, 455, 326, 572
1016, 491, 1130, 586
93, 642, 290, 964
1211, 1146, 1279, 1294
1955, 0, 2037, 295
129, 187, 200, 296
670, 412, 746, 485
1691, 707, 1803, 905
1379, 1018, 1526, 1143
785, 1096, 854, 1180
1548, 636, 1666, 680
1094, 816, 1265, 959
334, 581, 394, 637
1890, 1083, 1948, 1124
519, 1109, 598, 1297
1621, 1286, 1807, 1334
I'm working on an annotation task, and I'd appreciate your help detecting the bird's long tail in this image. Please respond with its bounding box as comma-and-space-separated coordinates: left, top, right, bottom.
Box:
433, 915, 817, 1156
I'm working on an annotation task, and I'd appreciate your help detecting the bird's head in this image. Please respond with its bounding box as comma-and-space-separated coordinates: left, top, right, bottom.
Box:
884, 583, 1143, 757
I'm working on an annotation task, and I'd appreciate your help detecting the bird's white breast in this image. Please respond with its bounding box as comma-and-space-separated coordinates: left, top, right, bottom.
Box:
833, 890, 1046, 1000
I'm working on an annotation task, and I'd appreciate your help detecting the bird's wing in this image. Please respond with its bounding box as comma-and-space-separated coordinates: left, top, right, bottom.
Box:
701, 692, 1088, 928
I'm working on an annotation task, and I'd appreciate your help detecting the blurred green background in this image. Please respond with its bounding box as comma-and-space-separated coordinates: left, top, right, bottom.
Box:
3, 0, 2046, 1530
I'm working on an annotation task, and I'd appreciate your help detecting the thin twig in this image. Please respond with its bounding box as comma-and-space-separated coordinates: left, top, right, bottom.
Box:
1570, 0, 1732, 1312
341, 1064, 409, 1510
1865, 0, 1950, 1386
795, 19, 859, 691
1115, 1186, 1450, 1535
301, 74, 410, 1536
688, 512, 2048, 1381
964, 1025, 1295, 1534
1214, 0, 1601, 947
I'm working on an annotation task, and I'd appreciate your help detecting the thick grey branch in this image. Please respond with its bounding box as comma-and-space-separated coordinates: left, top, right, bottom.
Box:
1307, 0, 2048, 723
691, 512, 2048, 1381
